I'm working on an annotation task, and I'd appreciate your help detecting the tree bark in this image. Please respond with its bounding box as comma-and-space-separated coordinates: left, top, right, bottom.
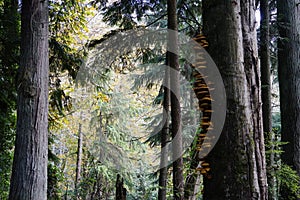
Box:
202, 0, 267, 199
240, 1, 268, 198
75, 123, 83, 198
260, 0, 277, 199
277, 0, 300, 178
115, 174, 126, 200
167, 0, 184, 199
260, 0, 272, 137
158, 54, 170, 200
9, 0, 49, 199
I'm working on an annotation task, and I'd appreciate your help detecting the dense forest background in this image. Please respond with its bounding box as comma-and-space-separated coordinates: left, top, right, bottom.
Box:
0, 0, 299, 199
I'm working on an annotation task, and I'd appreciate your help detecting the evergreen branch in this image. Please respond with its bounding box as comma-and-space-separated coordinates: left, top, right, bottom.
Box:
182, 2, 201, 27
87, 26, 145, 48
145, 14, 167, 27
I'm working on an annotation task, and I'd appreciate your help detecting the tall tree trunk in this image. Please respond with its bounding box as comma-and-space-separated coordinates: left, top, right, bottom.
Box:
75, 123, 83, 198
240, 1, 268, 199
158, 54, 170, 200
277, 0, 300, 178
260, 0, 277, 199
260, 0, 272, 140
9, 0, 49, 199
202, 0, 267, 199
167, 0, 184, 199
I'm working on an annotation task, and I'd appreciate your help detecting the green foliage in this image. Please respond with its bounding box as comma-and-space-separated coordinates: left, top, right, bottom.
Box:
47, 2, 95, 199
94, 0, 161, 29
48, 134, 64, 199
95, 0, 202, 34
265, 130, 287, 156
49, 0, 91, 46
0, 0, 19, 198
77, 152, 117, 199
265, 112, 300, 200
48, 162, 64, 200
0, 112, 16, 199
278, 164, 300, 200
48, 0, 92, 119
127, 170, 158, 200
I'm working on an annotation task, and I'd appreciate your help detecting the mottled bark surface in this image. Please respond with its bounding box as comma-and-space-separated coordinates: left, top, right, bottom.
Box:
9, 0, 49, 199
240, 1, 267, 198
277, 0, 300, 177
202, 0, 267, 199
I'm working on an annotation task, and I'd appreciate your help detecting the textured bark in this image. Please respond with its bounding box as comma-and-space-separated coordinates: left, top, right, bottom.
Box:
158, 55, 170, 200
202, 0, 267, 199
9, 0, 49, 199
240, 1, 268, 198
277, 0, 300, 177
260, 0, 277, 199
168, 0, 184, 199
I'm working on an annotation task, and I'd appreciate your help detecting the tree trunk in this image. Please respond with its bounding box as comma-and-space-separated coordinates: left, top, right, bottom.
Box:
202, 0, 267, 199
115, 174, 126, 200
167, 0, 184, 199
277, 0, 300, 179
260, 0, 277, 199
75, 123, 83, 198
9, 0, 49, 199
158, 54, 170, 200
240, 1, 268, 198
260, 0, 272, 138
